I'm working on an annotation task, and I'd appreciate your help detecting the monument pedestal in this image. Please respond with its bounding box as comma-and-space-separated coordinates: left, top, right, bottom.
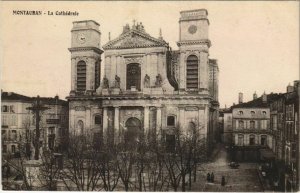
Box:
111, 88, 121, 95
143, 88, 151, 94
151, 87, 163, 95
101, 89, 110, 95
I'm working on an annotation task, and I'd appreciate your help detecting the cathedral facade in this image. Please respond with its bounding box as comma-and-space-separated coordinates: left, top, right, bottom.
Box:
67, 9, 219, 152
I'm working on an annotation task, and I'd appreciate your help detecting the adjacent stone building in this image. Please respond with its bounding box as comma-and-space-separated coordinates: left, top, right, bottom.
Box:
67, 9, 219, 153
270, 81, 299, 192
1, 91, 69, 157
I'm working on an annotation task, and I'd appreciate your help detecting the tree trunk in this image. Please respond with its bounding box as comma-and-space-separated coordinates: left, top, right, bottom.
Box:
193, 164, 197, 182
182, 172, 186, 192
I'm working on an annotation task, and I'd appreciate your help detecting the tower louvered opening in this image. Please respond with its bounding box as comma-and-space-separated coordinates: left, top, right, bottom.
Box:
77, 61, 86, 91
186, 55, 199, 89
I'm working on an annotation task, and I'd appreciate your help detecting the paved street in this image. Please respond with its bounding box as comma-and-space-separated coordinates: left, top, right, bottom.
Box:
191, 144, 263, 192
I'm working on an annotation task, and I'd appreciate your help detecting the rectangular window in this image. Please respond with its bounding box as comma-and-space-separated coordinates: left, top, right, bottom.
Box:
261, 135, 267, 146
11, 115, 17, 126
2, 105, 8, 112
249, 135, 255, 145
48, 127, 55, 135
11, 145, 16, 153
238, 135, 244, 146
2, 130, 7, 140
2, 115, 8, 126
250, 121, 255, 129
167, 116, 175, 127
11, 130, 17, 140
10, 105, 15, 113
3, 145, 7, 153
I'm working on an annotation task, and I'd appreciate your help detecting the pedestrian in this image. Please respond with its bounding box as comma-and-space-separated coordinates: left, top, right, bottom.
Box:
221, 176, 225, 186
207, 172, 211, 182
211, 172, 214, 183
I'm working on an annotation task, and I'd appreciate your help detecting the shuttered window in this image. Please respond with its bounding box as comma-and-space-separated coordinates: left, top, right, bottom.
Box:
186, 55, 199, 89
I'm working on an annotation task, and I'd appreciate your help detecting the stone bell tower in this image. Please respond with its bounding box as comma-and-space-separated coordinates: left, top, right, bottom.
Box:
69, 20, 103, 95
177, 9, 210, 94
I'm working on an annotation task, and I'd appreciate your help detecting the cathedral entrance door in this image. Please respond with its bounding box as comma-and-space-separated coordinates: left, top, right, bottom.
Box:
125, 117, 142, 149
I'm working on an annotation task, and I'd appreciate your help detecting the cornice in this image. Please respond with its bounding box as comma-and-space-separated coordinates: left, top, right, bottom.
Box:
67, 94, 213, 101
177, 39, 211, 48
68, 47, 104, 54
103, 30, 168, 50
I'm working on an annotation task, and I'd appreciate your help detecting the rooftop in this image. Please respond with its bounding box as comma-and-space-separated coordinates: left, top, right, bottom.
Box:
1, 91, 67, 106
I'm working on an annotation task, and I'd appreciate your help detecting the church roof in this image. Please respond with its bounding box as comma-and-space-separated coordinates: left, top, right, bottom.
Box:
103, 22, 168, 50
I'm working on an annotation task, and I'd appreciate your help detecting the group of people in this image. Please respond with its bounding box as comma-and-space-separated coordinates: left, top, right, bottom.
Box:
207, 172, 226, 186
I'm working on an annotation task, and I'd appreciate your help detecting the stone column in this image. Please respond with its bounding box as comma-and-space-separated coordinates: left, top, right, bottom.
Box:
144, 106, 150, 134
103, 107, 108, 144
71, 58, 76, 90
110, 55, 117, 86
114, 107, 120, 144
179, 107, 185, 131
156, 107, 162, 136
204, 105, 209, 136
199, 51, 208, 91
179, 52, 186, 90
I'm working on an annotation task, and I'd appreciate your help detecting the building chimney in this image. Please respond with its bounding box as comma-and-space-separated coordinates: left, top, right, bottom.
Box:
238, 92, 243, 104
287, 83, 294, 93
294, 80, 299, 88
262, 91, 267, 103
253, 91, 257, 100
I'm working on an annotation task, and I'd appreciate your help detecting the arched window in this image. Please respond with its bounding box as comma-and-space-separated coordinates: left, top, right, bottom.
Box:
186, 55, 199, 89
126, 63, 141, 91
77, 61, 86, 91
94, 115, 102, 125
167, 116, 175, 127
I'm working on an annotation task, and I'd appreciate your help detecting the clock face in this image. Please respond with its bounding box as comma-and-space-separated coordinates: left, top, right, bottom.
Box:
188, 25, 197, 34
77, 33, 86, 44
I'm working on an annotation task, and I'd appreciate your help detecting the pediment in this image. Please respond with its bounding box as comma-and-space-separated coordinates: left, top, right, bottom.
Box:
103, 30, 168, 50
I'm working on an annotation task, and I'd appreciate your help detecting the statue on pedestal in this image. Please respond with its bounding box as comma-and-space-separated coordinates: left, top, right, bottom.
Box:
144, 74, 150, 88
114, 75, 120, 88
155, 74, 162, 87
103, 76, 109, 89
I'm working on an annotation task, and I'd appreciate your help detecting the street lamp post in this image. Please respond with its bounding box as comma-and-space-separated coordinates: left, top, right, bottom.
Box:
26, 95, 50, 160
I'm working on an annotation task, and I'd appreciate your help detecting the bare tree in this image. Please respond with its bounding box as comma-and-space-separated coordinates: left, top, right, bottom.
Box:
61, 133, 102, 191
98, 143, 120, 191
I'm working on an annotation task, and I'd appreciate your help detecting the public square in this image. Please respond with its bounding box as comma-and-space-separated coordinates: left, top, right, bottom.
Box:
191, 144, 263, 192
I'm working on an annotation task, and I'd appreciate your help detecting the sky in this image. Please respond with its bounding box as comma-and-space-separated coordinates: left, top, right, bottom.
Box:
1, 1, 299, 107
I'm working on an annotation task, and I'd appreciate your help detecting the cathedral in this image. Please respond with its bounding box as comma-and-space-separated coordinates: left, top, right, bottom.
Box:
67, 9, 219, 152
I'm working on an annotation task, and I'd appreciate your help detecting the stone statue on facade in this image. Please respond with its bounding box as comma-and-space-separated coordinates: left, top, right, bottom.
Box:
144, 74, 150, 88
114, 75, 120, 88
102, 76, 109, 89
155, 74, 162, 87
